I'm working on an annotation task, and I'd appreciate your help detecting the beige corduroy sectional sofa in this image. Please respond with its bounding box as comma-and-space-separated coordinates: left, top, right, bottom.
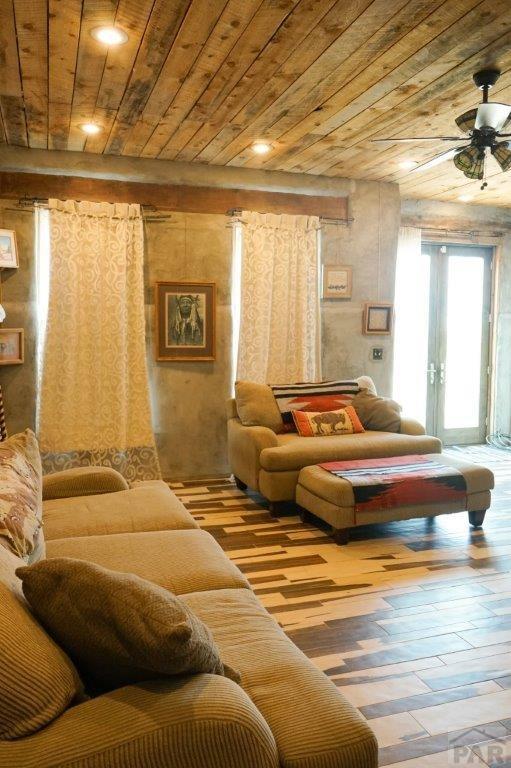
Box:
0, 466, 378, 768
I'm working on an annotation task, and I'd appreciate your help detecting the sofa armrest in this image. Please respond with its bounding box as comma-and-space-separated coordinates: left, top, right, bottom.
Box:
227, 418, 278, 492
0, 676, 279, 768
42, 466, 129, 501
400, 417, 427, 436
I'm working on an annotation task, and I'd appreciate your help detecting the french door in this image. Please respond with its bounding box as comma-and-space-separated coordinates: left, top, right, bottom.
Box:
422, 243, 492, 445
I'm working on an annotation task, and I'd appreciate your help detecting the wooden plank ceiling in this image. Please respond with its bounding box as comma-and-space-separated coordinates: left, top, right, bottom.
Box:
2, 0, 511, 206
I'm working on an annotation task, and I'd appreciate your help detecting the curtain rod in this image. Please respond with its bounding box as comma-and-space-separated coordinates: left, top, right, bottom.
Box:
227, 208, 353, 226
3, 198, 173, 220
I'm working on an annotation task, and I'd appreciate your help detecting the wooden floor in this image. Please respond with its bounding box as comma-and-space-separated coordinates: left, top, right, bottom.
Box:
170, 445, 511, 767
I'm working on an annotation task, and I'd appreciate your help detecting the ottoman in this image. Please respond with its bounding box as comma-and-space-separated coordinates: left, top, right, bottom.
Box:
296, 453, 494, 545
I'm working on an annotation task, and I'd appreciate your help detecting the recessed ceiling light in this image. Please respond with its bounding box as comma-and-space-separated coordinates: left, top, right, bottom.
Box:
458, 194, 474, 202
399, 160, 418, 169
91, 26, 128, 46
80, 123, 101, 135
252, 141, 272, 155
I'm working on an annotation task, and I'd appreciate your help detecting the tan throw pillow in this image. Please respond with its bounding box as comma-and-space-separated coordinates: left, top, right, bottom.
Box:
292, 406, 364, 437
0, 429, 42, 559
17, 558, 240, 693
235, 380, 284, 433
351, 389, 402, 433
0, 545, 83, 740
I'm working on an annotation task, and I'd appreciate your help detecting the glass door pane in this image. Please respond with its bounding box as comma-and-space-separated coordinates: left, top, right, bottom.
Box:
443, 255, 485, 430
392, 247, 431, 426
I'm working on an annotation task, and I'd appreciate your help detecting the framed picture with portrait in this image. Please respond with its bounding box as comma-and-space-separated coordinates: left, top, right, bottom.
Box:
0, 230, 19, 269
363, 302, 393, 335
155, 282, 216, 361
0, 328, 24, 365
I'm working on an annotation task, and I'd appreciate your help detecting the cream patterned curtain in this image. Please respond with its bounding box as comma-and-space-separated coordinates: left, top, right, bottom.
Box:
38, 200, 160, 481
236, 211, 321, 383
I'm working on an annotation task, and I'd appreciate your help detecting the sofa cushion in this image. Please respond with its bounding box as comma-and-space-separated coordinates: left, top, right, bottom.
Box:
235, 381, 284, 433
0, 429, 42, 558
260, 430, 442, 472
0, 544, 82, 740
46, 529, 250, 594
17, 558, 240, 695
43, 481, 197, 540
182, 588, 377, 768
351, 389, 402, 433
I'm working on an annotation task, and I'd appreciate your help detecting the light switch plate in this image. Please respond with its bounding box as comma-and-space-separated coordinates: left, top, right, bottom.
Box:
372, 347, 384, 360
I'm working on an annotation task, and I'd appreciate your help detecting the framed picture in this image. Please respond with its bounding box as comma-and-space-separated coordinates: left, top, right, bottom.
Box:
322, 265, 352, 299
363, 302, 393, 335
155, 282, 216, 361
0, 329, 24, 365
0, 230, 19, 269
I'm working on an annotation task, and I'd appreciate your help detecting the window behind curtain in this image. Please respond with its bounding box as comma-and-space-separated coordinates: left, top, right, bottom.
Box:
35, 207, 50, 432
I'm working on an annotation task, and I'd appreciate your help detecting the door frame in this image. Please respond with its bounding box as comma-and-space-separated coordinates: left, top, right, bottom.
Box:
422, 240, 494, 445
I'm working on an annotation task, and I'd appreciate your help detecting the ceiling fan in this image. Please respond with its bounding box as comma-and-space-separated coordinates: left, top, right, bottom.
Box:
373, 69, 511, 189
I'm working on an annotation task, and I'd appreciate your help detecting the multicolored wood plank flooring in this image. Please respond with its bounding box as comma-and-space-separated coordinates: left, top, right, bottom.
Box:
169, 445, 511, 767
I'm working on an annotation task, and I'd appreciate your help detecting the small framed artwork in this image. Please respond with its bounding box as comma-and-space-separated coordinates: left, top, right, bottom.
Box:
322, 265, 352, 299
0, 230, 19, 269
363, 302, 393, 335
0, 329, 24, 365
155, 282, 216, 362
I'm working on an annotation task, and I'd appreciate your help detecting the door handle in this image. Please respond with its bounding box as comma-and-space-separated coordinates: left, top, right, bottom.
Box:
439, 362, 445, 385
427, 363, 437, 384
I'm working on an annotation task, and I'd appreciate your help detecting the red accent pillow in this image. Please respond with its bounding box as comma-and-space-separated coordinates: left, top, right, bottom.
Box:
292, 406, 364, 437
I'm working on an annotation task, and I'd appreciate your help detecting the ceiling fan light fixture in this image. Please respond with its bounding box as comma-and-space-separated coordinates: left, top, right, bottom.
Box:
453, 145, 485, 179
455, 109, 478, 135
474, 103, 511, 131
492, 141, 511, 172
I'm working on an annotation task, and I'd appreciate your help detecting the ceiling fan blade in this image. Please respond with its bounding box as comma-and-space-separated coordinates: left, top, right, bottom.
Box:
492, 141, 511, 172
372, 136, 467, 143
475, 103, 511, 131
409, 146, 465, 173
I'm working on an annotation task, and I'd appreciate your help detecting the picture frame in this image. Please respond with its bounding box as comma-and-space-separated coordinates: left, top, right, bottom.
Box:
322, 265, 352, 299
0, 328, 24, 365
363, 302, 393, 335
0, 229, 19, 269
155, 282, 216, 362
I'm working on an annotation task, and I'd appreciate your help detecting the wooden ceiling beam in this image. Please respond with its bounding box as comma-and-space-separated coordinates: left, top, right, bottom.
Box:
0, 171, 348, 219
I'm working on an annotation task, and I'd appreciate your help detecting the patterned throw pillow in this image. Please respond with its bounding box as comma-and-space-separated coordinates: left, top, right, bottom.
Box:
270, 379, 365, 430
292, 406, 365, 437
0, 430, 42, 559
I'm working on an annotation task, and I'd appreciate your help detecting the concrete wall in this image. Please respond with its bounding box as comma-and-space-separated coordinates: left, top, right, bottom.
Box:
322, 181, 401, 395
0, 201, 37, 436
401, 198, 511, 436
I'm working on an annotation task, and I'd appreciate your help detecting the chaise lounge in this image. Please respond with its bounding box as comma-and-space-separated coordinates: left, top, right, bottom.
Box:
227, 377, 442, 511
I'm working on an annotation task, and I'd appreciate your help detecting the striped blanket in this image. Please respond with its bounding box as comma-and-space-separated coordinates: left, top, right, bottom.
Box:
319, 455, 467, 514
270, 380, 361, 428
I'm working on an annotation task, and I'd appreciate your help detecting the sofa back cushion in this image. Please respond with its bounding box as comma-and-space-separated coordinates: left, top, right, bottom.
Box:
351, 389, 402, 433
0, 429, 43, 559
0, 544, 83, 740
235, 381, 284, 433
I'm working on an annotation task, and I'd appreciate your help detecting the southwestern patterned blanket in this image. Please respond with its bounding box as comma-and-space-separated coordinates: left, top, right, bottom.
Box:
319, 455, 467, 514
